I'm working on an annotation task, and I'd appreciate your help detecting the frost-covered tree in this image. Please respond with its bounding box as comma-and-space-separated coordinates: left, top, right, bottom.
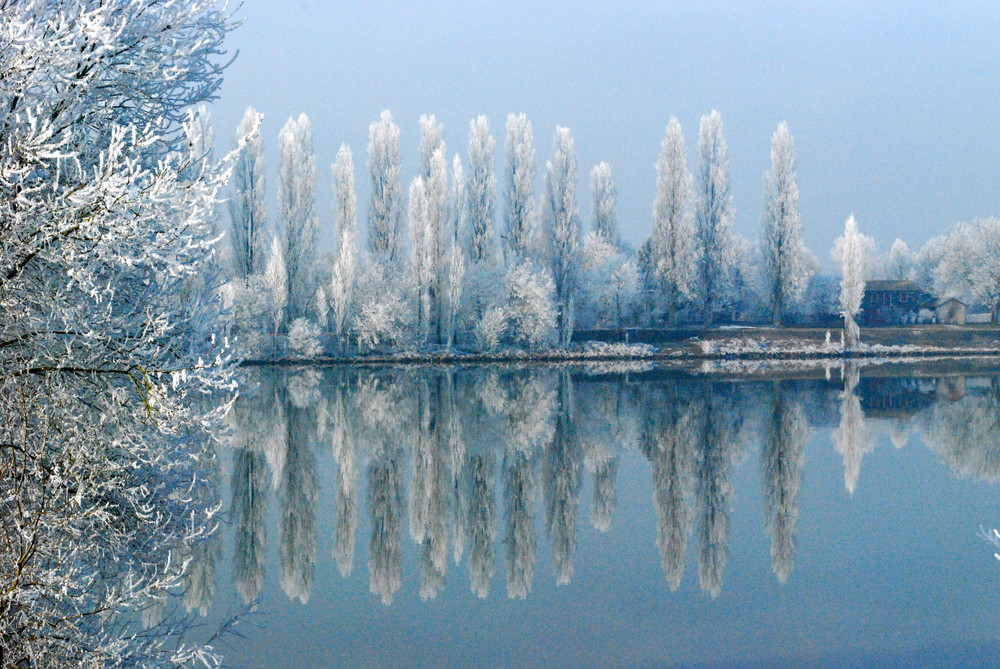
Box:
506, 264, 558, 349
695, 111, 736, 326
229, 107, 267, 281
543, 126, 581, 345
279, 114, 318, 324
419, 114, 445, 179
591, 162, 618, 244
761, 122, 813, 326
887, 238, 917, 281
330, 145, 358, 350
0, 1, 237, 665
368, 111, 404, 264
580, 232, 638, 328
409, 148, 450, 345
833, 215, 868, 348
409, 176, 434, 342
442, 156, 467, 348
468, 115, 498, 264
652, 117, 698, 326
504, 113, 537, 264
934, 219, 1000, 323
263, 236, 289, 337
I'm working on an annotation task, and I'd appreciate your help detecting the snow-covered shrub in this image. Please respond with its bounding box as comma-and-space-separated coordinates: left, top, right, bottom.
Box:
475, 306, 507, 352
579, 232, 639, 328
288, 318, 322, 358
505, 264, 557, 349
355, 292, 411, 351
353, 261, 414, 351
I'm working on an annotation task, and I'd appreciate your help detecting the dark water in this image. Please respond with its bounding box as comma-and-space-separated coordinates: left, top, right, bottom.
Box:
194, 361, 1000, 668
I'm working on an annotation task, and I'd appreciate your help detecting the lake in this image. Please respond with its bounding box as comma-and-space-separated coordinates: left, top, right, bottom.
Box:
193, 360, 1000, 668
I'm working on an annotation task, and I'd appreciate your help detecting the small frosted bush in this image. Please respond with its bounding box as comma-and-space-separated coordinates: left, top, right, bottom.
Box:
288, 317, 322, 357
475, 306, 507, 352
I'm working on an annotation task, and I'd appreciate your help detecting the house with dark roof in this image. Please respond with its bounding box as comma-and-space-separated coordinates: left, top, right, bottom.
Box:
860, 280, 934, 326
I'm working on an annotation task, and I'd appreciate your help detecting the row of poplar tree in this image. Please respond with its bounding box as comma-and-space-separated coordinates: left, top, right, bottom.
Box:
220, 107, 815, 355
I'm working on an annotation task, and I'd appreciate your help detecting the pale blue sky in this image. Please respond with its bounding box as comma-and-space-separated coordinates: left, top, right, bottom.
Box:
212, 1, 1000, 267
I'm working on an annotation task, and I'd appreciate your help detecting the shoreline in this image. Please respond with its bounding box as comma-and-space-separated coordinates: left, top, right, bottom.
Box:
242, 345, 1000, 368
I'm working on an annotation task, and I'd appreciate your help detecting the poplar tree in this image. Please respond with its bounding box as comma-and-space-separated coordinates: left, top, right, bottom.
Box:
590, 162, 618, 244
330, 144, 358, 350
695, 110, 736, 326
368, 111, 404, 264
467, 115, 498, 264
229, 107, 267, 281
761, 122, 812, 326
652, 118, 698, 326
278, 113, 318, 324
834, 215, 866, 348
543, 126, 580, 345
504, 113, 537, 265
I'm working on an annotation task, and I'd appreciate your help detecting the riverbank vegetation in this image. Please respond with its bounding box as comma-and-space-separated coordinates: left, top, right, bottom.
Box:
218, 106, 1000, 361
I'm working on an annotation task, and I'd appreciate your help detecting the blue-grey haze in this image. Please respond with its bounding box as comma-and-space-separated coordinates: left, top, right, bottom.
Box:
212, 1, 1000, 268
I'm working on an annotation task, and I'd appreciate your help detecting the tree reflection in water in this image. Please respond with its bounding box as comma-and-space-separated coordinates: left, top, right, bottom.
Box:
213, 363, 1000, 608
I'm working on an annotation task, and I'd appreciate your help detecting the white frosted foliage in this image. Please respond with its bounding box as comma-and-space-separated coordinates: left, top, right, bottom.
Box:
761, 122, 813, 326
504, 113, 537, 264
279, 113, 318, 324
833, 215, 868, 348
652, 117, 698, 325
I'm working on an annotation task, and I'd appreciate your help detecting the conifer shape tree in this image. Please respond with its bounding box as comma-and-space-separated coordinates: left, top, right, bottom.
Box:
835, 215, 867, 348
278, 114, 318, 325
652, 118, 698, 326
761, 122, 812, 326
590, 162, 618, 244
368, 111, 404, 264
229, 107, 267, 281
504, 113, 537, 265
695, 110, 736, 326
467, 115, 498, 264
331, 144, 358, 350
544, 126, 580, 346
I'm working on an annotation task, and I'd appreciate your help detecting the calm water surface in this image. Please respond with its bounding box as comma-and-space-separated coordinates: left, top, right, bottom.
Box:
193, 361, 1000, 668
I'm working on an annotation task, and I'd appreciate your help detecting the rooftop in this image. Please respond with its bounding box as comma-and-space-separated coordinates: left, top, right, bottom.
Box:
864, 280, 925, 292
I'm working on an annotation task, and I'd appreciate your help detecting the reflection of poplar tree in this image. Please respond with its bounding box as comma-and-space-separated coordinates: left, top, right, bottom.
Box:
416, 375, 451, 599
544, 372, 582, 585
642, 383, 697, 590
444, 372, 467, 567
833, 365, 872, 495
331, 371, 359, 578
280, 397, 319, 605
696, 382, 736, 598
590, 458, 618, 533
368, 452, 404, 605
231, 448, 269, 604
578, 381, 626, 533
503, 450, 538, 599
354, 373, 410, 605
467, 449, 497, 598
760, 382, 807, 584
